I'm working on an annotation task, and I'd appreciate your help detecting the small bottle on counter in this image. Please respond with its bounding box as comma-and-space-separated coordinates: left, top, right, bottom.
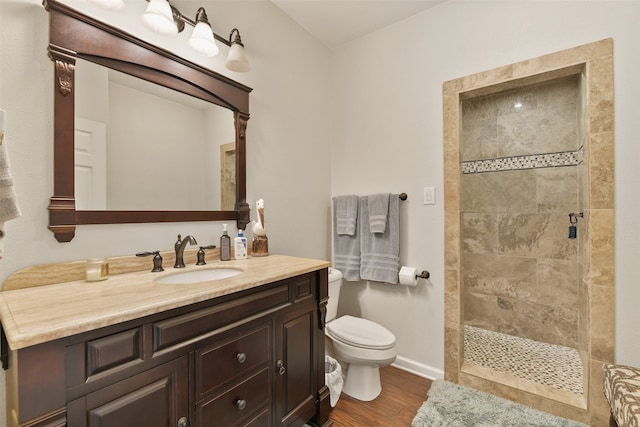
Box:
86, 257, 109, 282
234, 229, 247, 259
220, 224, 231, 261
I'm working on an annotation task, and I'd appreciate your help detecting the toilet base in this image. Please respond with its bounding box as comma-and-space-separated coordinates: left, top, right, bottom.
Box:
342, 363, 382, 401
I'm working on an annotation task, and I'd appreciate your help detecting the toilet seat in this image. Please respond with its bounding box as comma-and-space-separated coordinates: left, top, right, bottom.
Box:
326, 315, 395, 350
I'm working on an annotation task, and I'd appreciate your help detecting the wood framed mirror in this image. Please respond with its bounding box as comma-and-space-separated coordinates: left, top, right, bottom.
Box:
45, 0, 251, 242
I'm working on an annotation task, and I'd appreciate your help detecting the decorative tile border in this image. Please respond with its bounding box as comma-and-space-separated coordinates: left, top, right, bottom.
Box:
462, 148, 583, 174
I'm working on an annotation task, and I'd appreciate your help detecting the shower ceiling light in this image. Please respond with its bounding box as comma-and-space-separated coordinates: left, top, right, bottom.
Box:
96, 0, 250, 72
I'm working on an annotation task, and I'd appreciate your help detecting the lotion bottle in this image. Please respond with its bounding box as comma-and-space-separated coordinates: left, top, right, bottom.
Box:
234, 229, 247, 259
220, 224, 231, 261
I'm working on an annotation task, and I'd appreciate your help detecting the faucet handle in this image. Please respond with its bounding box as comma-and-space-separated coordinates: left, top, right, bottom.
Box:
196, 245, 217, 265
136, 251, 164, 272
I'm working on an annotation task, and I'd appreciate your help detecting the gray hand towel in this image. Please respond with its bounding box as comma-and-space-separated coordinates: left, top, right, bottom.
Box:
333, 195, 358, 236
360, 195, 399, 284
333, 196, 361, 281
368, 193, 389, 233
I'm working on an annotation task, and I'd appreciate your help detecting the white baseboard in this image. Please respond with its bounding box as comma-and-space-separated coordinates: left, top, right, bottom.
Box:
391, 355, 444, 380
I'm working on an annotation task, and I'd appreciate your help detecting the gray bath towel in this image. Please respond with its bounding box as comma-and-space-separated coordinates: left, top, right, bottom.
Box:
333, 195, 358, 236
360, 195, 399, 284
333, 197, 361, 281
368, 193, 389, 233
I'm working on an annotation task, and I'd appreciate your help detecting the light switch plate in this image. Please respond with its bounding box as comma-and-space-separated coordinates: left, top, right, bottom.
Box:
423, 187, 435, 205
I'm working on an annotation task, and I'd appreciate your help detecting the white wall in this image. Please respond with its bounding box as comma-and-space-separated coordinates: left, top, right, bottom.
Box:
0, 1, 331, 425
330, 0, 640, 379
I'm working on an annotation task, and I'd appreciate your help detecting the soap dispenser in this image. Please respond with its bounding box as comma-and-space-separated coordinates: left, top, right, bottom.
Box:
234, 229, 247, 259
220, 224, 231, 261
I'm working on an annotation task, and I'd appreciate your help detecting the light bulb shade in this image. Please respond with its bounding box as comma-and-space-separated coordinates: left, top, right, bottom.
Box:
225, 42, 251, 72
189, 22, 219, 57
89, 0, 124, 9
143, 0, 178, 35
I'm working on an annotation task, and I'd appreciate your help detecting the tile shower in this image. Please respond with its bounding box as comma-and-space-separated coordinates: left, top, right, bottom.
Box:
444, 39, 614, 426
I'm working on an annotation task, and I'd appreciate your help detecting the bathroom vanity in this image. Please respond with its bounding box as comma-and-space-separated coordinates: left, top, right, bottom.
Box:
0, 254, 332, 427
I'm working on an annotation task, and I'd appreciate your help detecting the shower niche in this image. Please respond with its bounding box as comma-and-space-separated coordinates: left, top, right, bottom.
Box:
444, 39, 614, 426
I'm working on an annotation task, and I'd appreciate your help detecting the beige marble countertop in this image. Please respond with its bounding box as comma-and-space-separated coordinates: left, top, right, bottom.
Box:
0, 255, 330, 350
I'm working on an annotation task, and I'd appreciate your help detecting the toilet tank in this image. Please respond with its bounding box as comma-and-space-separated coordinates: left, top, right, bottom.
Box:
326, 268, 342, 322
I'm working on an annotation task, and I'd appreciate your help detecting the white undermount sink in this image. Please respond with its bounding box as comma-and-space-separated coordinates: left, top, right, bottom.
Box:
154, 268, 243, 284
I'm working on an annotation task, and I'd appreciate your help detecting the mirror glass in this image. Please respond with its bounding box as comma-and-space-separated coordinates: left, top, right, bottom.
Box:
74, 59, 236, 212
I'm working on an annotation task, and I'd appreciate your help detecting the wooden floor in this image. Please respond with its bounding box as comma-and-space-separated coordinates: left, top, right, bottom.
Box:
328, 366, 433, 426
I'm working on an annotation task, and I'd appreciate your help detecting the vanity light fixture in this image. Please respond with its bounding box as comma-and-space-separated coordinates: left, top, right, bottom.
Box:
142, 0, 178, 35
226, 29, 251, 72
188, 8, 219, 57
138, 0, 250, 70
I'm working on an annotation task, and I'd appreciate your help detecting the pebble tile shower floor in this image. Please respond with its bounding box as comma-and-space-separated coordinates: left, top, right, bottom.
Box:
464, 325, 584, 395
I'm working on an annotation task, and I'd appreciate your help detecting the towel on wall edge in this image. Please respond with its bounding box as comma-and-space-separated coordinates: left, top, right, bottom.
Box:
0, 109, 22, 258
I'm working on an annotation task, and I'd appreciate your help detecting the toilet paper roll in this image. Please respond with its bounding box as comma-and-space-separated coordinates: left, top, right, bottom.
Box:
399, 266, 418, 286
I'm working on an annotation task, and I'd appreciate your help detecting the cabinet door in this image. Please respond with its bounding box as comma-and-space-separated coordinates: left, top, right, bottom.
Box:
67, 356, 189, 427
275, 305, 317, 427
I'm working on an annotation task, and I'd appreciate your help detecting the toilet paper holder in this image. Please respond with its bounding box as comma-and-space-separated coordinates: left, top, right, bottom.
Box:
416, 270, 430, 279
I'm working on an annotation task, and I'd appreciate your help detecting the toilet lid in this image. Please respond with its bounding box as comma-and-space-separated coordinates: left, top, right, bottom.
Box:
326, 315, 396, 350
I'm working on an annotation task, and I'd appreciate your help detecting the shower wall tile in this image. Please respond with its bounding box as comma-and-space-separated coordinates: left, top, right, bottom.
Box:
444, 209, 461, 269
464, 292, 578, 347
463, 213, 498, 254
588, 209, 615, 287
445, 269, 460, 333
514, 301, 578, 348
578, 277, 590, 359
457, 63, 515, 95
498, 213, 577, 260
462, 96, 498, 122
589, 132, 614, 209
590, 285, 614, 361
463, 253, 537, 300
537, 259, 579, 307
443, 148, 460, 211
461, 118, 497, 161
444, 326, 460, 382
537, 75, 580, 113
462, 170, 537, 213
588, 54, 614, 134
535, 107, 579, 153
496, 87, 538, 115
536, 167, 579, 213
443, 91, 460, 155
497, 109, 538, 156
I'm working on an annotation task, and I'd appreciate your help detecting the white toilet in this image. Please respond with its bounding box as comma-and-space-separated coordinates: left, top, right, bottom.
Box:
325, 268, 397, 401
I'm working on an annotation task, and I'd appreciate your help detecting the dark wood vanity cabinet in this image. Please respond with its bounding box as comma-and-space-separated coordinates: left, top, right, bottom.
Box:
66, 356, 189, 427
4, 270, 331, 427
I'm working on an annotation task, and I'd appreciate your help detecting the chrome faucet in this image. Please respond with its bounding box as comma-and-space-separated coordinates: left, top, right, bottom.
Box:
174, 234, 197, 268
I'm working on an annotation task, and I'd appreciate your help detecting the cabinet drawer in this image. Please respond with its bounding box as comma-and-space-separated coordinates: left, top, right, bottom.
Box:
153, 285, 289, 353
196, 368, 271, 427
86, 327, 144, 380
196, 324, 270, 398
